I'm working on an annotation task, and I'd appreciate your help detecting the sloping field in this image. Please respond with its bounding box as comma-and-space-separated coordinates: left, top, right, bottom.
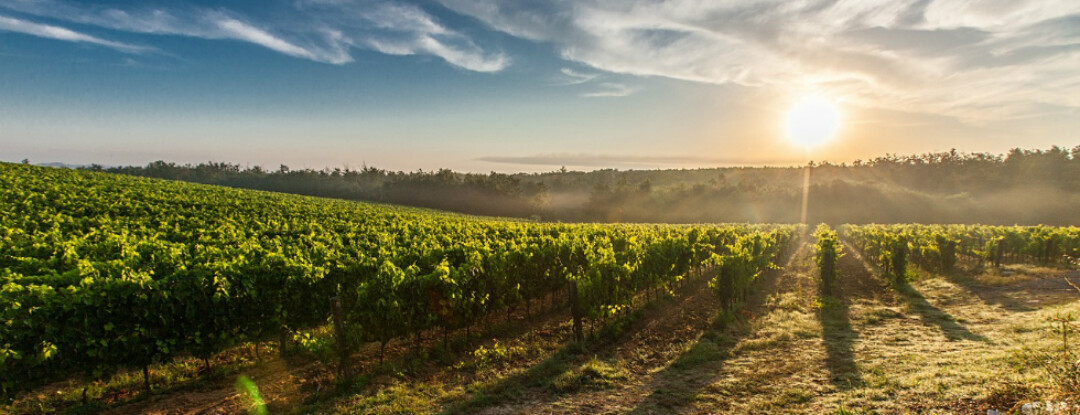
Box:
2, 164, 1077, 414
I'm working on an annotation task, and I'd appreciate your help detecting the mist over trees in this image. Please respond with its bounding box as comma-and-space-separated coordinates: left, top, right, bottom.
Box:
91, 146, 1080, 225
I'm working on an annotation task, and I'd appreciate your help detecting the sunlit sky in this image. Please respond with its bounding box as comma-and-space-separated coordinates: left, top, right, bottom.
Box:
1, 0, 1077, 172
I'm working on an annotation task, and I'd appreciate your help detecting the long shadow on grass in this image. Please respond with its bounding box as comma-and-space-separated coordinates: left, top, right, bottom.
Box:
894, 281, 989, 342
841, 244, 987, 343
438, 282, 713, 415
625, 244, 800, 415
818, 293, 861, 390
438, 340, 586, 415
938, 271, 1038, 313
818, 246, 880, 390
624, 313, 742, 414
443, 242, 805, 415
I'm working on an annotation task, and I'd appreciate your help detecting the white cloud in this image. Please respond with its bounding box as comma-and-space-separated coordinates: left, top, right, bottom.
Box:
0, 0, 506, 71
581, 82, 635, 98
558, 68, 598, 85
213, 15, 352, 64
412, 35, 508, 72
556, 67, 636, 97
437, 0, 1080, 121
0, 14, 149, 53
356, 1, 448, 35
312, 0, 509, 71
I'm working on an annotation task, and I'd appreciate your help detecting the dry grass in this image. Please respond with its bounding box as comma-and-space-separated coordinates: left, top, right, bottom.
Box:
972, 264, 1054, 286
7, 241, 1079, 414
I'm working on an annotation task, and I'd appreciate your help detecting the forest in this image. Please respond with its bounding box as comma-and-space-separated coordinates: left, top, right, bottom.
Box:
90, 146, 1080, 225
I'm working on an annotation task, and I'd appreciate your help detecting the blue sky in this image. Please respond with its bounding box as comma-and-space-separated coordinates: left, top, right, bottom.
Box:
1, 0, 1078, 172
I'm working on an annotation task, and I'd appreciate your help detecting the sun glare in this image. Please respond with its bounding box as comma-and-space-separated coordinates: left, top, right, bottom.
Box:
785, 95, 840, 149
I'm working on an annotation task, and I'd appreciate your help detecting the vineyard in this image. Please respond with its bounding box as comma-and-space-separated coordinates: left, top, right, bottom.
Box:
0, 163, 796, 398
841, 224, 1080, 281
4, 162, 1080, 413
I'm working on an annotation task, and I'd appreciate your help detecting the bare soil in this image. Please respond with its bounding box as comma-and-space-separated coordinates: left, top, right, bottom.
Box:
8, 241, 1079, 414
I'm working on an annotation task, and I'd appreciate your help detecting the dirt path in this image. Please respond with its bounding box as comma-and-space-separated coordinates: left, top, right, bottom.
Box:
554, 239, 1080, 414
457, 238, 814, 414
87, 291, 578, 415
655, 239, 832, 414
291, 264, 761, 414
457, 270, 737, 414
812, 244, 1080, 413
17, 240, 1080, 414
98, 356, 332, 415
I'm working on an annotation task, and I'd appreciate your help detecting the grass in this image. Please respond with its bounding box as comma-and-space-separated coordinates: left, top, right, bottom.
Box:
974, 263, 1063, 286
769, 388, 814, 407
550, 357, 629, 392
2, 340, 283, 415
809, 248, 1080, 412
8, 242, 1080, 414
668, 336, 727, 370
327, 241, 1080, 413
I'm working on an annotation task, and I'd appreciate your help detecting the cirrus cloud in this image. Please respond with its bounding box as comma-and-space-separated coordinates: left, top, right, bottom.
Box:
0, 13, 150, 53
437, 0, 1080, 121
0, 0, 508, 71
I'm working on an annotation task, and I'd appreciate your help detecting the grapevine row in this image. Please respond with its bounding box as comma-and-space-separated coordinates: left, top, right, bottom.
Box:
0, 163, 796, 394
840, 224, 1080, 281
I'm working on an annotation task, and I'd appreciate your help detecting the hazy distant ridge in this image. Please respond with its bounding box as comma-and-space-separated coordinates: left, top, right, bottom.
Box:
90, 146, 1080, 225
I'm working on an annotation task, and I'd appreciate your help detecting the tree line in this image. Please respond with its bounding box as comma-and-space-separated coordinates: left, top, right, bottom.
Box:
86, 145, 1080, 224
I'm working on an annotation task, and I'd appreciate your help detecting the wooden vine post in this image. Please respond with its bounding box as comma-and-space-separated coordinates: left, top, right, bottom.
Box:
330, 296, 352, 381
570, 280, 583, 342
279, 330, 289, 358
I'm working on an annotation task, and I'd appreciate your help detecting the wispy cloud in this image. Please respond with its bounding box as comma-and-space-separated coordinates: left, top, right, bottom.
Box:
438, 0, 1080, 121
302, 0, 509, 71
556, 67, 636, 97
212, 14, 351, 64
581, 82, 635, 98
0, 0, 506, 70
557, 67, 599, 85
364, 31, 508, 72
478, 153, 803, 168
0, 14, 150, 53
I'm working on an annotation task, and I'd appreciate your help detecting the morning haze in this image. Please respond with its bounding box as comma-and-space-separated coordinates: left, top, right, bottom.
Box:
3, 1, 1080, 414
1, 0, 1077, 171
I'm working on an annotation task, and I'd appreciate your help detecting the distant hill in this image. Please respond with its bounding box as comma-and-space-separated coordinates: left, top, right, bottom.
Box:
36, 162, 87, 169
34, 162, 122, 170
92, 146, 1080, 225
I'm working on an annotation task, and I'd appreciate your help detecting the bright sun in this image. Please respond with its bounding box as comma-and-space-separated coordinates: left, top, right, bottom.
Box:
785, 95, 840, 149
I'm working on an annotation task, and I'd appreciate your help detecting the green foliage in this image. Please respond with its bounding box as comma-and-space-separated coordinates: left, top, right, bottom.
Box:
0, 162, 798, 396
707, 229, 796, 310
841, 224, 1080, 284
550, 357, 628, 393
466, 340, 529, 369
813, 224, 842, 293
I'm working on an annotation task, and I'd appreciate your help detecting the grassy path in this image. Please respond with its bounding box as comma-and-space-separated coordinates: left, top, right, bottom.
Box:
12, 239, 1079, 414
531, 238, 1080, 414
453, 238, 815, 414
604, 238, 1080, 414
